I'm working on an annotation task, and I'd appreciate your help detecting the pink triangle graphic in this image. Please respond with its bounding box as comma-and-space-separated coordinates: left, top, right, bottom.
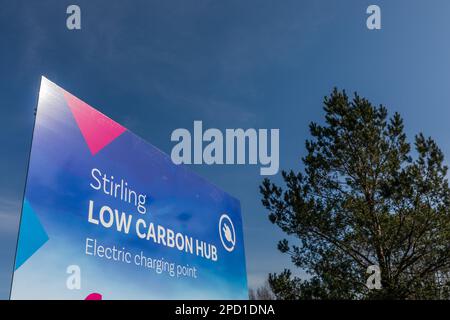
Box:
64, 91, 126, 155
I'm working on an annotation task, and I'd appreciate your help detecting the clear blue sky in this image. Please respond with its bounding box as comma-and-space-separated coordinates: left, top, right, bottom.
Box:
2, 0, 450, 299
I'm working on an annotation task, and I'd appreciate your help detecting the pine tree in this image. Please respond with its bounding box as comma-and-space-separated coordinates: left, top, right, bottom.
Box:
261, 89, 450, 299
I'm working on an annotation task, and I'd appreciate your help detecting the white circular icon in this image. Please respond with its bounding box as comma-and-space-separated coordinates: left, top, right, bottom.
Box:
219, 214, 236, 252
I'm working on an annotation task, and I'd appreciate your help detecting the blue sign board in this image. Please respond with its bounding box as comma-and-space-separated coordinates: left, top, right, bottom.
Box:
10, 77, 248, 299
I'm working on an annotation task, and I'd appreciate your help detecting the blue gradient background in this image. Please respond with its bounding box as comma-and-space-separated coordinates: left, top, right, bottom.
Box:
3, 0, 450, 299
10, 78, 247, 299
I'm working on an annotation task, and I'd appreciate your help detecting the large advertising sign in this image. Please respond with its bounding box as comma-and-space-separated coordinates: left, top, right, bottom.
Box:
10, 77, 248, 299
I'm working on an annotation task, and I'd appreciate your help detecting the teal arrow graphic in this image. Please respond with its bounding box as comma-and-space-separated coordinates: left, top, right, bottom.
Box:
15, 200, 49, 270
